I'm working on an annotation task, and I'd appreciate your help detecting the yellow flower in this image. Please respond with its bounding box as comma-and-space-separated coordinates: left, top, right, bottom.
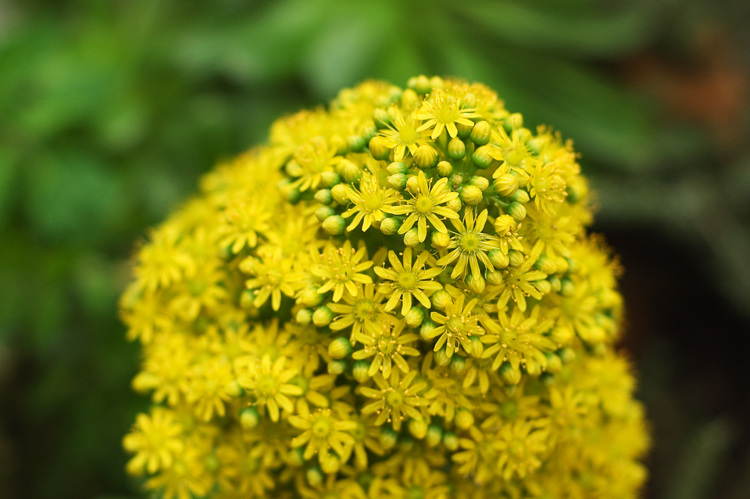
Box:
482, 305, 557, 373
342, 172, 400, 232
220, 196, 271, 253
312, 240, 373, 302
427, 293, 485, 358
289, 405, 357, 466
240, 248, 299, 311
329, 283, 388, 342
237, 355, 304, 422
417, 88, 480, 140
437, 208, 500, 279
351, 316, 420, 379
378, 107, 432, 161
391, 171, 459, 242
123, 407, 184, 475
286, 136, 339, 192
359, 370, 430, 431
374, 247, 442, 315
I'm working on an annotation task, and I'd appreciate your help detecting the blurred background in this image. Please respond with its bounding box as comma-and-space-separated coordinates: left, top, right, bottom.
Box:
1, 0, 749, 497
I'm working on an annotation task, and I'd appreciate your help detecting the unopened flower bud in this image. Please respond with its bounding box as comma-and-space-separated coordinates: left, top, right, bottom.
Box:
330, 183, 349, 204
379, 427, 399, 449
316, 206, 335, 222
328, 336, 352, 359
348, 135, 366, 153
426, 424, 443, 447
387, 173, 407, 191
469, 176, 489, 191
296, 308, 313, 325
455, 408, 475, 429
508, 249, 525, 268
240, 407, 260, 429
436, 160, 452, 177
466, 273, 485, 294
312, 306, 333, 327
461, 185, 483, 206
404, 307, 425, 328
380, 217, 400, 235
409, 418, 428, 439
327, 359, 347, 375
431, 231, 451, 249
442, 431, 459, 450
403, 228, 420, 247
314, 189, 333, 205
447, 137, 466, 160
499, 362, 522, 385
430, 289, 451, 310
507, 201, 527, 221
512, 189, 530, 204
450, 355, 466, 373
368, 135, 390, 160
337, 159, 361, 182
489, 249, 510, 269
470, 120, 491, 145
322, 215, 346, 234
413, 145, 438, 169
472, 145, 494, 168
493, 173, 518, 197
352, 360, 370, 382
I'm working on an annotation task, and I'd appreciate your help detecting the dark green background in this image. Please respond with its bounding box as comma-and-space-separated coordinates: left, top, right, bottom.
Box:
1, 0, 749, 497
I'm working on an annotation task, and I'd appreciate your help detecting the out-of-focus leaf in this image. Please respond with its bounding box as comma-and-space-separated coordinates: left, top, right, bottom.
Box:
457, 0, 661, 57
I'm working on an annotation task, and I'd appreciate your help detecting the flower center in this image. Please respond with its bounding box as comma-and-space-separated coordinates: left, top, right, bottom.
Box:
312, 417, 333, 438
354, 300, 377, 321
377, 336, 398, 355
459, 231, 481, 253
364, 191, 383, 211
385, 390, 404, 406
414, 195, 434, 214
398, 272, 418, 289
447, 317, 464, 334
399, 127, 418, 144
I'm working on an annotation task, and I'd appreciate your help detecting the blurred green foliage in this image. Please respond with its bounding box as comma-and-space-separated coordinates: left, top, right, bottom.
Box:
0, 0, 748, 498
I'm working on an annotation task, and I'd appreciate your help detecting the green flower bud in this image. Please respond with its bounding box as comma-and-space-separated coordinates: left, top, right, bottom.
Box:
300, 287, 324, 307
455, 408, 474, 430
240, 407, 260, 429
296, 308, 313, 325
450, 355, 466, 373
471, 145, 494, 168
379, 427, 399, 449
434, 348, 451, 366
405, 175, 420, 194
494, 214, 516, 236
499, 362, 522, 385
337, 159, 361, 182
461, 185, 484, 206
419, 320, 438, 341
373, 108, 391, 128
507, 201, 527, 221
312, 306, 334, 327
488, 249, 510, 269
426, 424, 443, 447
322, 215, 346, 234
430, 289, 451, 310
456, 121, 473, 139
368, 135, 390, 160
224, 380, 244, 398
348, 135, 366, 153
387, 173, 407, 191
403, 228, 420, 247
436, 160, 453, 177
330, 183, 349, 204
409, 418, 428, 439
413, 145, 438, 169
314, 188, 333, 205
380, 217, 400, 235
442, 431, 459, 451
512, 188, 530, 204
352, 360, 370, 382
466, 273, 485, 294
447, 137, 466, 160
328, 359, 347, 375
320, 170, 341, 188
468, 336, 484, 358
486, 270, 503, 286
493, 173, 518, 197
307, 466, 324, 486
508, 249, 525, 268
316, 206, 335, 222
534, 255, 557, 275
469, 176, 490, 191
328, 336, 352, 359
535, 279, 552, 295
446, 197, 462, 213
409, 75, 432, 94
431, 231, 451, 249
470, 120, 491, 145
405, 307, 425, 328
387, 161, 408, 175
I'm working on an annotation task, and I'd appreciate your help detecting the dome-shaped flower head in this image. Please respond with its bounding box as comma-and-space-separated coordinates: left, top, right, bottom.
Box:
122, 76, 648, 498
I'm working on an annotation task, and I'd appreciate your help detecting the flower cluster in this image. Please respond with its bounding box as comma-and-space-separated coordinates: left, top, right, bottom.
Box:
122, 76, 649, 498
